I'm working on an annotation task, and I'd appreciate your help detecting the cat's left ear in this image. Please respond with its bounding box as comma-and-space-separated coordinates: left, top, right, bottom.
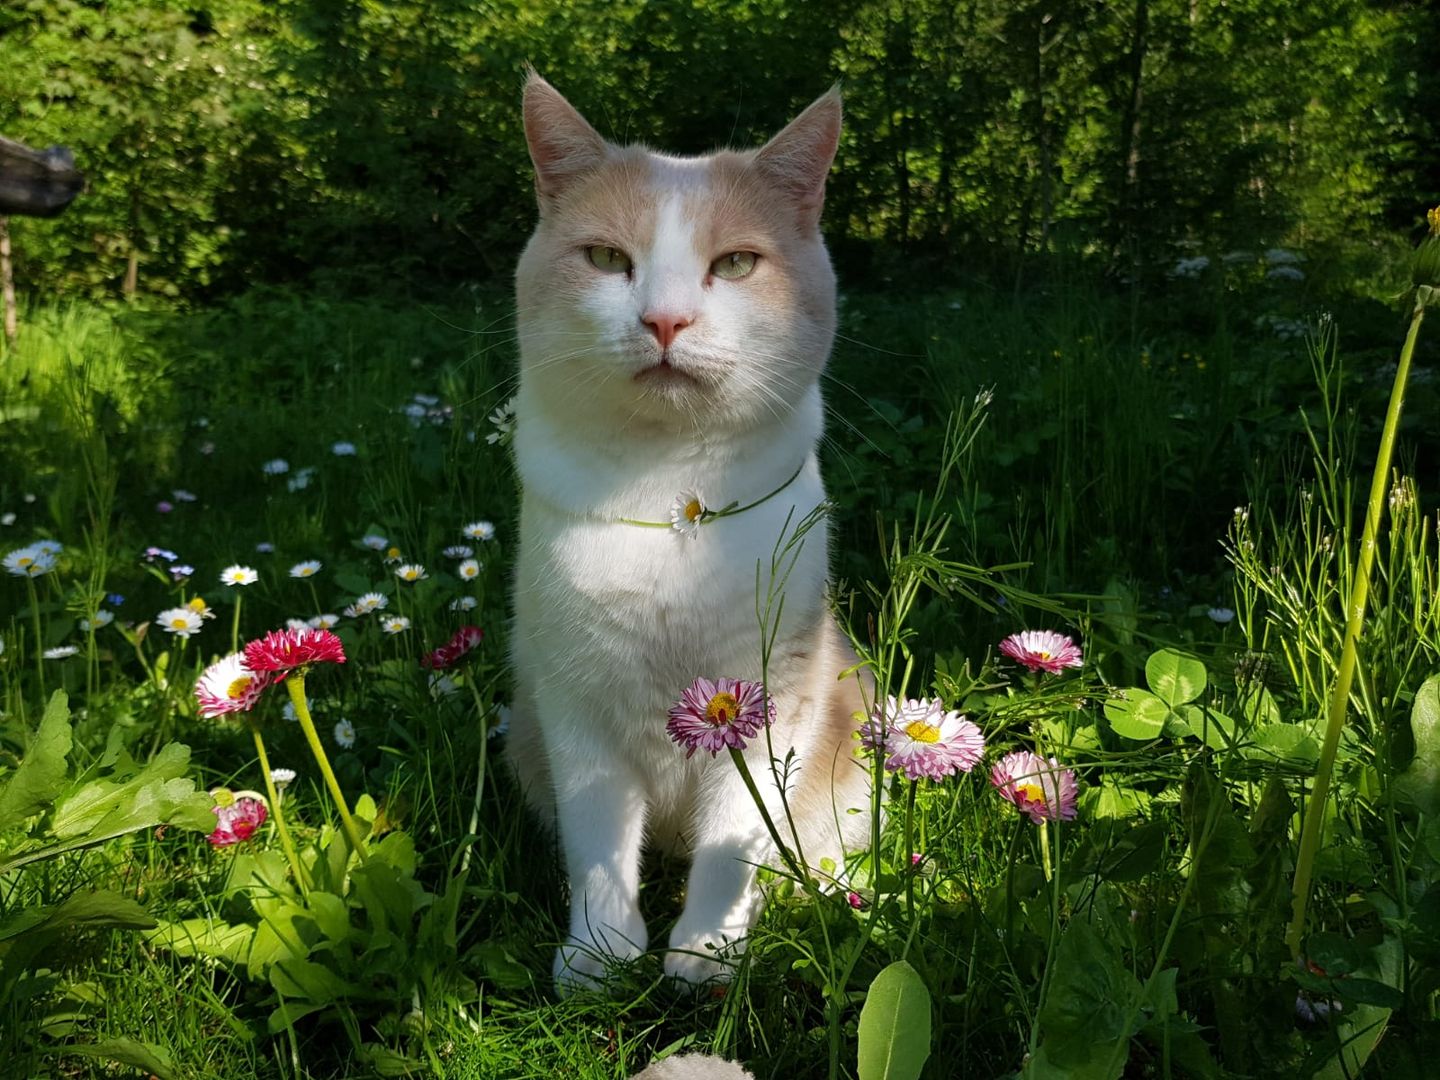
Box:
755, 87, 842, 229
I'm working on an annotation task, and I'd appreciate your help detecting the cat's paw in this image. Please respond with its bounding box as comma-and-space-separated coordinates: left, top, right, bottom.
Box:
662, 931, 744, 989
553, 928, 645, 997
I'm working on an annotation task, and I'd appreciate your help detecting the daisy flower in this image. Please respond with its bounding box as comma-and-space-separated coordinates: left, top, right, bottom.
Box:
255, 541, 276, 553
79, 610, 114, 631
457, 558, 481, 581
669, 491, 706, 538
998, 630, 1084, 675
285, 618, 310, 631
861, 696, 986, 781
270, 767, 297, 788
244, 626, 346, 673
666, 676, 776, 758
5, 546, 53, 577
421, 625, 483, 670
333, 718, 357, 748
186, 597, 217, 621
450, 596, 478, 612
384, 545, 404, 564
308, 614, 340, 630
261, 458, 290, 476
354, 591, 389, 614
33, 539, 62, 556
157, 607, 204, 638
331, 441, 358, 456
381, 615, 412, 634
221, 565, 258, 586
286, 467, 317, 493
443, 545, 474, 559
289, 560, 322, 579
43, 645, 80, 659
207, 792, 268, 847
413, 392, 440, 407
195, 652, 273, 717
0, 512, 15, 525
990, 751, 1079, 824
361, 534, 388, 550
281, 697, 310, 722
394, 563, 428, 583
462, 521, 496, 541
1207, 607, 1236, 625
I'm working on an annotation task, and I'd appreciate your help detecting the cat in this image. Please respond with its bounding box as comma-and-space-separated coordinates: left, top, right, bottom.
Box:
507, 72, 869, 995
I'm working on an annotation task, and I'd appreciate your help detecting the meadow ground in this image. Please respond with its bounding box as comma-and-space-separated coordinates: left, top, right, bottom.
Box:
2, 262, 1439, 1078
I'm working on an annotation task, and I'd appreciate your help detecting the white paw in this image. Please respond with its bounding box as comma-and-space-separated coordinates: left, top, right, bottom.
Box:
553, 927, 645, 997
663, 931, 745, 988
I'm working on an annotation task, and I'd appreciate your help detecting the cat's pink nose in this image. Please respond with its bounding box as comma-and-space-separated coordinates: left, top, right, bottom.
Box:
642, 312, 692, 350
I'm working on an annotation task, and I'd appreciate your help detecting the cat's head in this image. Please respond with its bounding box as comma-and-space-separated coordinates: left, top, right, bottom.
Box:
515, 73, 839, 436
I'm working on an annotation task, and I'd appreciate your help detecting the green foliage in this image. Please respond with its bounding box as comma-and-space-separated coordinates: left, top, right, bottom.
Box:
1395, 673, 1440, 814
856, 960, 931, 1080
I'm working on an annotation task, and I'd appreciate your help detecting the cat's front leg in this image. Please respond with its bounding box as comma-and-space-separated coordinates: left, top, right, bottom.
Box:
547, 734, 650, 996
664, 762, 784, 986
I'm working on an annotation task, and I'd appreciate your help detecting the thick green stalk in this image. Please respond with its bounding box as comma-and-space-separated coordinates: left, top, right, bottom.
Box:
1286, 297, 1426, 959
285, 673, 369, 861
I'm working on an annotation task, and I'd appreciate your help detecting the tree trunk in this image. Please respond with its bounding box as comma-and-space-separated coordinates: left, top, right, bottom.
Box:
0, 216, 16, 347
1112, 0, 1150, 267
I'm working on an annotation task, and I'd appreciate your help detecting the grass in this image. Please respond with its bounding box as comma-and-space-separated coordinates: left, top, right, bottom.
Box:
1, 263, 1439, 1078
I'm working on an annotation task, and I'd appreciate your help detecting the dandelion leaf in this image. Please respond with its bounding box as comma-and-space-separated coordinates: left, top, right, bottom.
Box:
856, 960, 931, 1080
50, 741, 214, 841
0, 690, 73, 826
50, 1037, 176, 1080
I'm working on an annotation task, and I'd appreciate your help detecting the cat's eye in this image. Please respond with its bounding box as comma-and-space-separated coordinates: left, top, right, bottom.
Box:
586, 246, 632, 274
711, 251, 758, 281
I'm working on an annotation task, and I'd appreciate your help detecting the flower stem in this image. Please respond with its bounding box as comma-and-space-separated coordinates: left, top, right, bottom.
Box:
903, 780, 919, 931
230, 593, 242, 654
1286, 296, 1426, 960
284, 672, 368, 861
26, 576, 44, 699
727, 747, 805, 887
460, 672, 490, 878
1038, 819, 1053, 882
250, 721, 308, 892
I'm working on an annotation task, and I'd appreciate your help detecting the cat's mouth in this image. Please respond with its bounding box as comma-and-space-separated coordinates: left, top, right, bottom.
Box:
633, 355, 702, 387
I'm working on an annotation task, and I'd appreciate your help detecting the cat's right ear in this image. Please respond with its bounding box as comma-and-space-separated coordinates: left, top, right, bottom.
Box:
523, 71, 607, 206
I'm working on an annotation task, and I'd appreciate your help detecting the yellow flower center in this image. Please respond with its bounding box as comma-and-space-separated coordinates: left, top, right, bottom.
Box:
17, 555, 34, 567
1430, 206, 1440, 237
1018, 782, 1046, 803
170, 617, 190, 629
1037, 650, 1052, 660
705, 692, 741, 725
387, 547, 401, 560
903, 720, 941, 743
685, 499, 704, 523
227, 676, 253, 699
187, 598, 208, 613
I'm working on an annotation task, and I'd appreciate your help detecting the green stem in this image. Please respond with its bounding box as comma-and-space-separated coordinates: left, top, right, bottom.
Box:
285, 672, 369, 861
26, 576, 44, 700
1286, 297, 1426, 960
231, 593, 242, 654
460, 671, 489, 878
1039, 819, 1053, 882
250, 722, 308, 892
902, 780, 918, 940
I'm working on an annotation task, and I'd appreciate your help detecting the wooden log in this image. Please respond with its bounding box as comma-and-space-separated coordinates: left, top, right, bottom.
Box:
0, 135, 84, 217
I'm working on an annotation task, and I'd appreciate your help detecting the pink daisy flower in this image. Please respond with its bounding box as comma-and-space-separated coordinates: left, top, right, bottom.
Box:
195, 653, 274, 718
861, 696, 986, 781
990, 750, 1078, 823
666, 676, 775, 758
244, 627, 347, 674
420, 625, 485, 671
206, 793, 268, 847
998, 630, 1083, 675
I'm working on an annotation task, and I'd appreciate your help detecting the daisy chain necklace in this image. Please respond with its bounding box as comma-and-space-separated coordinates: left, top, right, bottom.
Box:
618, 460, 807, 537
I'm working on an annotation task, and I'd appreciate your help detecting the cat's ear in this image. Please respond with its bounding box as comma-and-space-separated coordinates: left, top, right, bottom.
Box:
522, 71, 607, 204
755, 87, 842, 228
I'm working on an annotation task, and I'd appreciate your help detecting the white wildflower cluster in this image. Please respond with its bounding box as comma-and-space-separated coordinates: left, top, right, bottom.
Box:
486, 397, 517, 446
1169, 255, 1211, 279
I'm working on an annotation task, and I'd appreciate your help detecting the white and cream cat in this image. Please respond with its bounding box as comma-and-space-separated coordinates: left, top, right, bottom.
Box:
508, 73, 869, 994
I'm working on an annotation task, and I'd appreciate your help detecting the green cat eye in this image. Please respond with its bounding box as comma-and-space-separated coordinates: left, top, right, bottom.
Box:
586, 245, 632, 274
711, 251, 758, 281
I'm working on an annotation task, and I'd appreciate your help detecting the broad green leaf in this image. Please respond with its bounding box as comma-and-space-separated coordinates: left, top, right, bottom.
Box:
49, 1037, 175, 1080
270, 957, 351, 1005
1145, 650, 1207, 707
1395, 674, 1440, 815
267, 1000, 329, 1033
1310, 936, 1401, 1080
1248, 725, 1319, 770
857, 960, 932, 1080
1240, 685, 1281, 728
146, 918, 256, 966
1086, 782, 1151, 821
1182, 707, 1234, 751
0, 691, 73, 826
1, 892, 154, 982
1034, 919, 1139, 1073
1104, 690, 1170, 741
50, 742, 213, 840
